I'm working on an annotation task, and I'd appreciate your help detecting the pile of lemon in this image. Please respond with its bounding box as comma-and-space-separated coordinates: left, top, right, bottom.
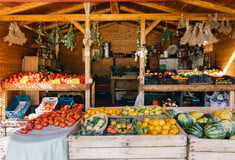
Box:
122, 106, 165, 116
84, 107, 121, 118
137, 118, 179, 135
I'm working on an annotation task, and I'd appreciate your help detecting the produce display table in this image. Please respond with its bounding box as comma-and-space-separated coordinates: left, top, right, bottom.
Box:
0, 119, 27, 136
111, 75, 138, 105
141, 84, 235, 108
68, 134, 187, 160
0, 136, 9, 160
0, 82, 95, 120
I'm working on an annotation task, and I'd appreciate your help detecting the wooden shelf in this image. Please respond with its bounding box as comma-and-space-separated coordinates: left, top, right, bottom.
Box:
142, 84, 235, 92
2, 83, 90, 91
111, 75, 138, 80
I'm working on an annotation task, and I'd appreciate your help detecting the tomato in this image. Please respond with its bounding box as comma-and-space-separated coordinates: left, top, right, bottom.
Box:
19, 128, 29, 134
43, 118, 49, 122
42, 121, 49, 127
60, 118, 65, 122
54, 121, 60, 127
30, 119, 36, 124
67, 121, 74, 127
73, 114, 80, 121
35, 120, 42, 125
26, 121, 35, 131
35, 124, 43, 130
60, 122, 67, 128
61, 113, 66, 118
48, 120, 54, 125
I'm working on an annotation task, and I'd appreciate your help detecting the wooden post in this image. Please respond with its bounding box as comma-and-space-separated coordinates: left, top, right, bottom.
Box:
139, 19, 146, 105
229, 91, 235, 109
84, 2, 93, 111
1, 90, 7, 120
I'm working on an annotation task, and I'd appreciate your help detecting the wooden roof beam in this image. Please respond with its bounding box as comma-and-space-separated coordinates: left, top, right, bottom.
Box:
23, 25, 47, 37
0, 13, 235, 21
132, 2, 183, 13
120, 6, 178, 26
110, 2, 119, 14
179, 0, 235, 14
71, 21, 85, 34
0, 2, 52, 15
145, 19, 161, 36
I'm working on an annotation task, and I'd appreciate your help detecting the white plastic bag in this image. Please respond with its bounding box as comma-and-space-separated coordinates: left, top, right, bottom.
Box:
204, 91, 228, 107
134, 92, 144, 106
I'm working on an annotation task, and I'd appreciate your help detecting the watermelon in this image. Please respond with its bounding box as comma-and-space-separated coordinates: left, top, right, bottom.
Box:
204, 122, 226, 139
167, 109, 179, 119
203, 114, 220, 123
177, 113, 194, 129
220, 119, 234, 137
185, 123, 203, 138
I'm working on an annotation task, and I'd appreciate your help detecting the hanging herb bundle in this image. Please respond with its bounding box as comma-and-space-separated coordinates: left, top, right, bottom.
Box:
159, 25, 176, 45
91, 23, 102, 47
36, 23, 76, 51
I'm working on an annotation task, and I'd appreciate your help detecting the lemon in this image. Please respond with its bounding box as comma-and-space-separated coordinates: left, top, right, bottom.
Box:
159, 119, 166, 126
153, 119, 159, 126
144, 118, 150, 123
155, 126, 162, 133
148, 125, 155, 132
142, 122, 148, 128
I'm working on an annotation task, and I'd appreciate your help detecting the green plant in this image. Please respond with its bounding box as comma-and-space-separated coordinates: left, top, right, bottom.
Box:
159, 25, 176, 45
36, 23, 76, 51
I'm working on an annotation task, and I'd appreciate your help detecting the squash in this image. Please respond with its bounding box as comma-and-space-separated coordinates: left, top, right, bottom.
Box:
185, 123, 203, 138
177, 113, 194, 129
204, 122, 226, 139
190, 111, 204, 120
214, 110, 232, 120
229, 135, 235, 140
220, 119, 234, 138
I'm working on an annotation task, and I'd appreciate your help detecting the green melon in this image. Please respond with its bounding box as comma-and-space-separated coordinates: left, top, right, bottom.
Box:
177, 113, 194, 129
184, 123, 203, 138
167, 109, 179, 119
203, 114, 220, 123
220, 119, 234, 137
204, 122, 226, 139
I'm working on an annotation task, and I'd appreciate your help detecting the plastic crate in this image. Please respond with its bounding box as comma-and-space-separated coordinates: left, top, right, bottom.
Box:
54, 97, 74, 110
36, 97, 58, 114
5, 95, 32, 119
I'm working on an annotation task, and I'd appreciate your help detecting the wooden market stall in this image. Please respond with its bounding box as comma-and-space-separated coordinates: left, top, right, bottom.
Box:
0, 1, 235, 160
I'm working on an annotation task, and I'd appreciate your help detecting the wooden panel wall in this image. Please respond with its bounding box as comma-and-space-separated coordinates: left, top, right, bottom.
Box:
0, 22, 36, 118
214, 31, 235, 77
0, 22, 37, 81
60, 23, 164, 76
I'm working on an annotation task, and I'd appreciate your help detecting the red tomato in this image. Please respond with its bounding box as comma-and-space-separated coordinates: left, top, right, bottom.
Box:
48, 120, 54, 125
26, 121, 35, 131
35, 124, 43, 130
54, 121, 60, 127
67, 121, 75, 127
35, 120, 42, 125
73, 114, 80, 121
42, 121, 49, 127
19, 128, 29, 134
60, 122, 67, 128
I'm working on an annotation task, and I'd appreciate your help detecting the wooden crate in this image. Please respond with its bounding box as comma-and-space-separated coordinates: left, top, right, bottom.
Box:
188, 136, 235, 160
68, 113, 187, 160
68, 134, 187, 160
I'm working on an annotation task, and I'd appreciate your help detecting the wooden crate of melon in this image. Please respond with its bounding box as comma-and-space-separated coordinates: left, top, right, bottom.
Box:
167, 107, 235, 160
67, 107, 187, 160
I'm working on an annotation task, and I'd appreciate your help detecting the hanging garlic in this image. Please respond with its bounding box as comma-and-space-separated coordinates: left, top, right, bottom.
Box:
224, 19, 232, 35
180, 19, 192, 45
230, 29, 235, 39
189, 23, 199, 46
213, 13, 220, 29
205, 23, 219, 44
197, 22, 207, 46
217, 17, 226, 34
178, 13, 186, 29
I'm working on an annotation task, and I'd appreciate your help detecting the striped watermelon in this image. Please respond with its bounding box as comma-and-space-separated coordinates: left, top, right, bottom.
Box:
204, 122, 226, 139
220, 119, 234, 137
184, 123, 203, 138
177, 113, 194, 129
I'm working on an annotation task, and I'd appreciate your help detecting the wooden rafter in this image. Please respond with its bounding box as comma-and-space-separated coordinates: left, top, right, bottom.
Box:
145, 20, 161, 36
0, 2, 52, 15
133, 2, 183, 13
0, 13, 235, 22
110, 2, 119, 14
20, 3, 100, 26
71, 21, 85, 34
178, 0, 235, 14
23, 25, 46, 37
120, 6, 178, 26
94, 8, 111, 14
